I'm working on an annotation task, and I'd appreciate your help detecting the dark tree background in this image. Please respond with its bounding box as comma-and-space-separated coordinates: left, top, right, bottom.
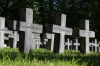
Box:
0, 0, 100, 39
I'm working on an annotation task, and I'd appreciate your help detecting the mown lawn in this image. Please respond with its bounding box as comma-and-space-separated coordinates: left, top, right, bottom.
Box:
0, 48, 100, 66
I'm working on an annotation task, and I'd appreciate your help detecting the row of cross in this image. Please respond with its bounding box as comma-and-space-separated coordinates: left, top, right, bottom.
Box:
0, 8, 97, 54
2, 29, 100, 53
43, 34, 100, 53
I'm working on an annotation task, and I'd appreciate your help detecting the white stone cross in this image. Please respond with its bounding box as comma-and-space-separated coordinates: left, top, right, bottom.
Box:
79, 20, 95, 53
74, 39, 80, 51
32, 33, 41, 49
89, 41, 94, 51
0, 18, 12, 48
4, 36, 9, 40
65, 38, 72, 50
47, 14, 73, 54
35, 39, 41, 49
4, 27, 13, 35
93, 39, 99, 52
8, 8, 43, 53
0, 17, 5, 48
4, 35, 9, 47
42, 33, 55, 52
8, 31, 19, 48
98, 42, 100, 52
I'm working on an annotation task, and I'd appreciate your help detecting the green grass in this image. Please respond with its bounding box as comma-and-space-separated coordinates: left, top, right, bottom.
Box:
0, 48, 100, 66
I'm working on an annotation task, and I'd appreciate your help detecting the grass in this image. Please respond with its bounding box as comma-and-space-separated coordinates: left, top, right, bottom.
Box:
0, 48, 100, 66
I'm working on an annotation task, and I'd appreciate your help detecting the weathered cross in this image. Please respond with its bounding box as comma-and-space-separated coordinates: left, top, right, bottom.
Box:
8, 8, 43, 53
8, 31, 19, 48
74, 39, 80, 51
98, 42, 100, 52
0, 17, 5, 48
47, 14, 72, 53
65, 38, 72, 50
32, 33, 41, 49
92, 39, 99, 52
35, 39, 41, 49
89, 41, 94, 51
79, 20, 95, 53
42, 33, 55, 51
4, 27, 13, 35
88, 39, 95, 52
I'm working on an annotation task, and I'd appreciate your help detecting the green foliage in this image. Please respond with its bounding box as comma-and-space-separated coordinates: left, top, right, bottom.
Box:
0, 0, 100, 38
0, 48, 100, 66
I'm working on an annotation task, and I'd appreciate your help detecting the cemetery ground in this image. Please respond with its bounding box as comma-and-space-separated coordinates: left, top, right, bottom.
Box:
0, 48, 100, 66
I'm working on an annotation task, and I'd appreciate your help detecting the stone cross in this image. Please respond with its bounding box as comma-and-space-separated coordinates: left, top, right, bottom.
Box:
74, 39, 80, 51
35, 39, 41, 49
47, 14, 72, 54
0, 19, 11, 48
0, 17, 5, 48
3, 37, 7, 47
4, 36, 9, 40
4, 27, 13, 35
93, 39, 99, 52
32, 33, 41, 49
98, 42, 100, 52
8, 31, 19, 48
8, 8, 43, 53
43, 38, 48, 44
4, 27, 13, 47
79, 20, 95, 53
4, 35, 9, 46
4, 35, 8, 47
89, 41, 94, 51
65, 38, 72, 50
42, 33, 55, 51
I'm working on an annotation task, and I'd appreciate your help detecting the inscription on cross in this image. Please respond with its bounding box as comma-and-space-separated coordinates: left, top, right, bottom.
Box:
79, 20, 95, 53
8, 8, 43, 53
79, 30, 95, 38
47, 14, 72, 54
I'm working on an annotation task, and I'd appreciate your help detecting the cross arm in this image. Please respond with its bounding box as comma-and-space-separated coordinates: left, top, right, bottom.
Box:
31, 24, 43, 33
79, 30, 95, 38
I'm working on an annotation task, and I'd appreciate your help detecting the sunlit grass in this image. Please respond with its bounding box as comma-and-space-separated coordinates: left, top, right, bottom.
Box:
0, 48, 100, 66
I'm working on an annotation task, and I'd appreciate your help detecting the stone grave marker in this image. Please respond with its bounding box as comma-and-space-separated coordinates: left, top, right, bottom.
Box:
4, 35, 9, 47
8, 8, 43, 53
73, 20, 95, 53
42, 33, 55, 51
46, 14, 73, 54
92, 39, 99, 52
65, 38, 72, 50
8, 31, 19, 48
32, 33, 41, 49
74, 39, 80, 51
89, 41, 94, 52
3, 36, 8, 47
79, 20, 95, 53
98, 42, 100, 52
4, 36, 9, 40
4, 27, 13, 47
0, 17, 5, 48
35, 39, 41, 49
4, 27, 13, 35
